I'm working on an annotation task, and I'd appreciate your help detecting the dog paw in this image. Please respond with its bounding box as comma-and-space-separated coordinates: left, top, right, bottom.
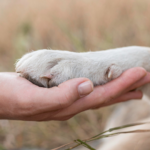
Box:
15, 49, 123, 87
15, 50, 83, 87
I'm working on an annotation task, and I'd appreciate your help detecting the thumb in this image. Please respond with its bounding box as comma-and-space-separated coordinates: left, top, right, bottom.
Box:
34, 78, 93, 112
56, 78, 94, 108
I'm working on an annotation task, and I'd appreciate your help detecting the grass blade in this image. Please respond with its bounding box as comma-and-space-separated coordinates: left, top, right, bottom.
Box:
53, 122, 150, 150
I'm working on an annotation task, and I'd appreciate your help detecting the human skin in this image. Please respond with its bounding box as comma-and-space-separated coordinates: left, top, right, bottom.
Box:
0, 67, 149, 121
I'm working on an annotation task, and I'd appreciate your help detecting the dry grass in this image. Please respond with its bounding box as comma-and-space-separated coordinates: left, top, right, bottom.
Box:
53, 122, 150, 150
0, 0, 150, 149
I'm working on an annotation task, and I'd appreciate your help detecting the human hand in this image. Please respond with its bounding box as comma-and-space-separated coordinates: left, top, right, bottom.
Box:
0, 67, 149, 121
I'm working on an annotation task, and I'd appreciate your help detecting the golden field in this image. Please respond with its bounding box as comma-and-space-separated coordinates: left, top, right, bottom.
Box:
0, 0, 150, 149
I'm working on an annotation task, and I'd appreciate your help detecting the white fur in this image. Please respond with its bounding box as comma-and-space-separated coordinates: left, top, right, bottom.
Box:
16, 46, 150, 87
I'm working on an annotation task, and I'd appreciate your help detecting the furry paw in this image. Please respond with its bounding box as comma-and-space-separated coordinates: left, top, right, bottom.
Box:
15, 49, 122, 87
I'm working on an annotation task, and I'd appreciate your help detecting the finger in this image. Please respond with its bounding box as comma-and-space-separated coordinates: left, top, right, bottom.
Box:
23, 78, 93, 115
52, 90, 143, 120
128, 72, 150, 91
100, 67, 146, 102
96, 90, 143, 108
30, 90, 142, 120
50, 67, 146, 118
20, 91, 142, 121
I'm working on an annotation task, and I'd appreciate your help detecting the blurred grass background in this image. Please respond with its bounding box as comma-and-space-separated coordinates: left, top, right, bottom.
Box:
0, 0, 150, 149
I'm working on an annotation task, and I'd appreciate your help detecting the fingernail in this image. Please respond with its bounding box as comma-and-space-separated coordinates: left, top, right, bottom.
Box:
78, 81, 93, 97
